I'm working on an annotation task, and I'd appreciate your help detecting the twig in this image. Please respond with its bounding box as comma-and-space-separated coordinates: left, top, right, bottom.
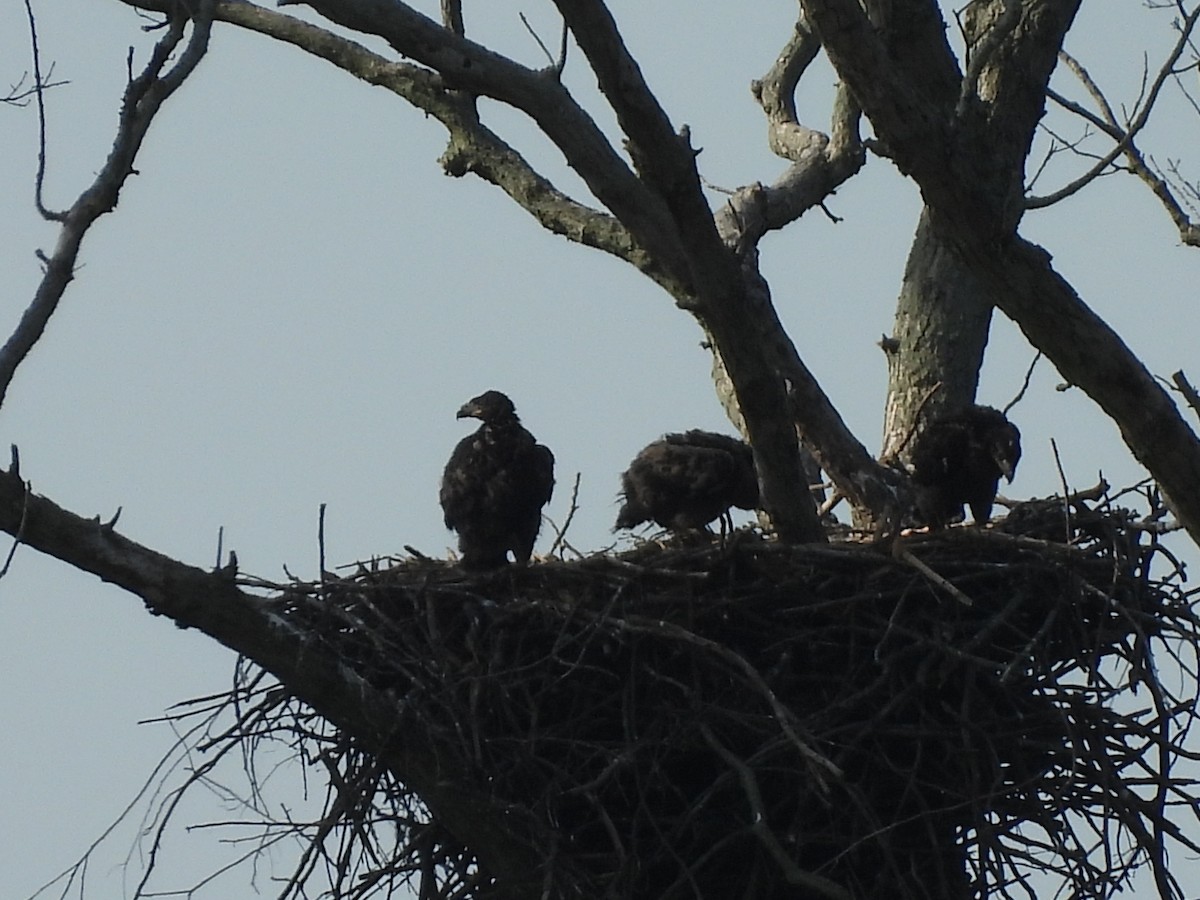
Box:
318, 502, 328, 586
0, 478, 30, 580
546, 472, 581, 558
0, 1, 217, 413
23, 0, 58, 221
1031, 11, 1200, 243
1172, 370, 1200, 424
817, 488, 845, 518
1005, 351, 1042, 415
519, 11, 559, 72
894, 544, 975, 606
1, 65, 66, 106
700, 724, 853, 900
439, 0, 463, 36
1050, 438, 1074, 544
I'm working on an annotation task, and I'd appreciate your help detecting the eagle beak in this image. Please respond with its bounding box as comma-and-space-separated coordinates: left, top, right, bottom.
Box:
998, 459, 1015, 482
456, 403, 477, 420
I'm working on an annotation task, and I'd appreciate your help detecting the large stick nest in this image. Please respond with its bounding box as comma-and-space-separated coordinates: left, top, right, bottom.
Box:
201, 487, 1197, 900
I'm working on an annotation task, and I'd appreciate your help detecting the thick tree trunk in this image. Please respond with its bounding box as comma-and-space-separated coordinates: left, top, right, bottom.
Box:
882, 210, 994, 460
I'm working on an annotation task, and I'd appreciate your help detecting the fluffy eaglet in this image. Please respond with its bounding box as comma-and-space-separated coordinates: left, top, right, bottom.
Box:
440, 390, 555, 569
910, 404, 1021, 528
615, 430, 759, 533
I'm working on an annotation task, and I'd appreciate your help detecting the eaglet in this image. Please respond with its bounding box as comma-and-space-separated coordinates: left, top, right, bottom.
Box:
910, 404, 1021, 528
615, 430, 759, 533
440, 390, 555, 569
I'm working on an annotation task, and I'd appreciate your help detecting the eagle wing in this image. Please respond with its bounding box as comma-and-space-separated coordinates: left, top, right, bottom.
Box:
440, 425, 554, 567
617, 432, 757, 531
910, 406, 1021, 527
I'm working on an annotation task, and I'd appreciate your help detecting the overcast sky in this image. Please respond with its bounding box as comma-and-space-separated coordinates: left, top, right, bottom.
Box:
2, 2, 1200, 897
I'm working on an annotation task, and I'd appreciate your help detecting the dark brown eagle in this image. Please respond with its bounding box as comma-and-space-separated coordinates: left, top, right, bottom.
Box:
440, 391, 555, 569
910, 404, 1021, 528
615, 430, 759, 532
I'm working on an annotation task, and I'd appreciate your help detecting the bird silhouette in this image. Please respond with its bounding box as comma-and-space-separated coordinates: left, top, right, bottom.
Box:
440, 391, 554, 568
910, 405, 1021, 528
615, 430, 759, 533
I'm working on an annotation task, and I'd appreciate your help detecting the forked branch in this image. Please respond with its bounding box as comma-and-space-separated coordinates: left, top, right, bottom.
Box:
0, 1, 215, 413
1035, 9, 1200, 247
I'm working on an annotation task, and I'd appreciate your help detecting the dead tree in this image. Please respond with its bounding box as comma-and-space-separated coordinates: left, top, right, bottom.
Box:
5, 2, 1200, 898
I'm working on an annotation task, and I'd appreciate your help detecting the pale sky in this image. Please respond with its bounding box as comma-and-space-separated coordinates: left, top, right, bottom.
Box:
2, 2, 1199, 897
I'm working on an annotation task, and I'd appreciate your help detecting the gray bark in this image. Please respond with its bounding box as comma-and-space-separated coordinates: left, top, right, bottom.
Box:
881, 211, 994, 460
7, 2, 1200, 897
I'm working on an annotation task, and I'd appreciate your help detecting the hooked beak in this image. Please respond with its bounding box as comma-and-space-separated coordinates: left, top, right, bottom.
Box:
997, 457, 1016, 483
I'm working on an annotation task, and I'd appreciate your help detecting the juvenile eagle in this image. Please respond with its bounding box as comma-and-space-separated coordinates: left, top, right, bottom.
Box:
440, 390, 554, 569
615, 430, 759, 532
910, 404, 1021, 528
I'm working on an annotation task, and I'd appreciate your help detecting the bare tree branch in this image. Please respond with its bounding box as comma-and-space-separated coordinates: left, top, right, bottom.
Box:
542, 1, 882, 533
118, 0, 683, 290
107, 1, 833, 543
1035, 18, 1200, 247
1, 66, 66, 106
0, 1, 216, 413
546, 0, 832, 541
751, 11, 823, 162
1030, 4, 1200, 207
729, 9, 865, 248
985, 237, 1200, 545
797, 0, 955, 192
1172, 370, 1200, 424
551, 0, 721, 266
0, 460, 552, 899
804, 0, 1080, 230
271, 0, 694, 291
24, 0, 60, 223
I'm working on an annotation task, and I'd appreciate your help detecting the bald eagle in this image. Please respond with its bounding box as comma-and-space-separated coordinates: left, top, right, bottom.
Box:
440, 391, 555, 569
615, 430, 759, 533
910, 404, 1021, 528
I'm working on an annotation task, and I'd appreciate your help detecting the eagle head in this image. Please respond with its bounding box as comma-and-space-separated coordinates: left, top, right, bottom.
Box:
457, 390, 517, 425
989, 421, 1022, 483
